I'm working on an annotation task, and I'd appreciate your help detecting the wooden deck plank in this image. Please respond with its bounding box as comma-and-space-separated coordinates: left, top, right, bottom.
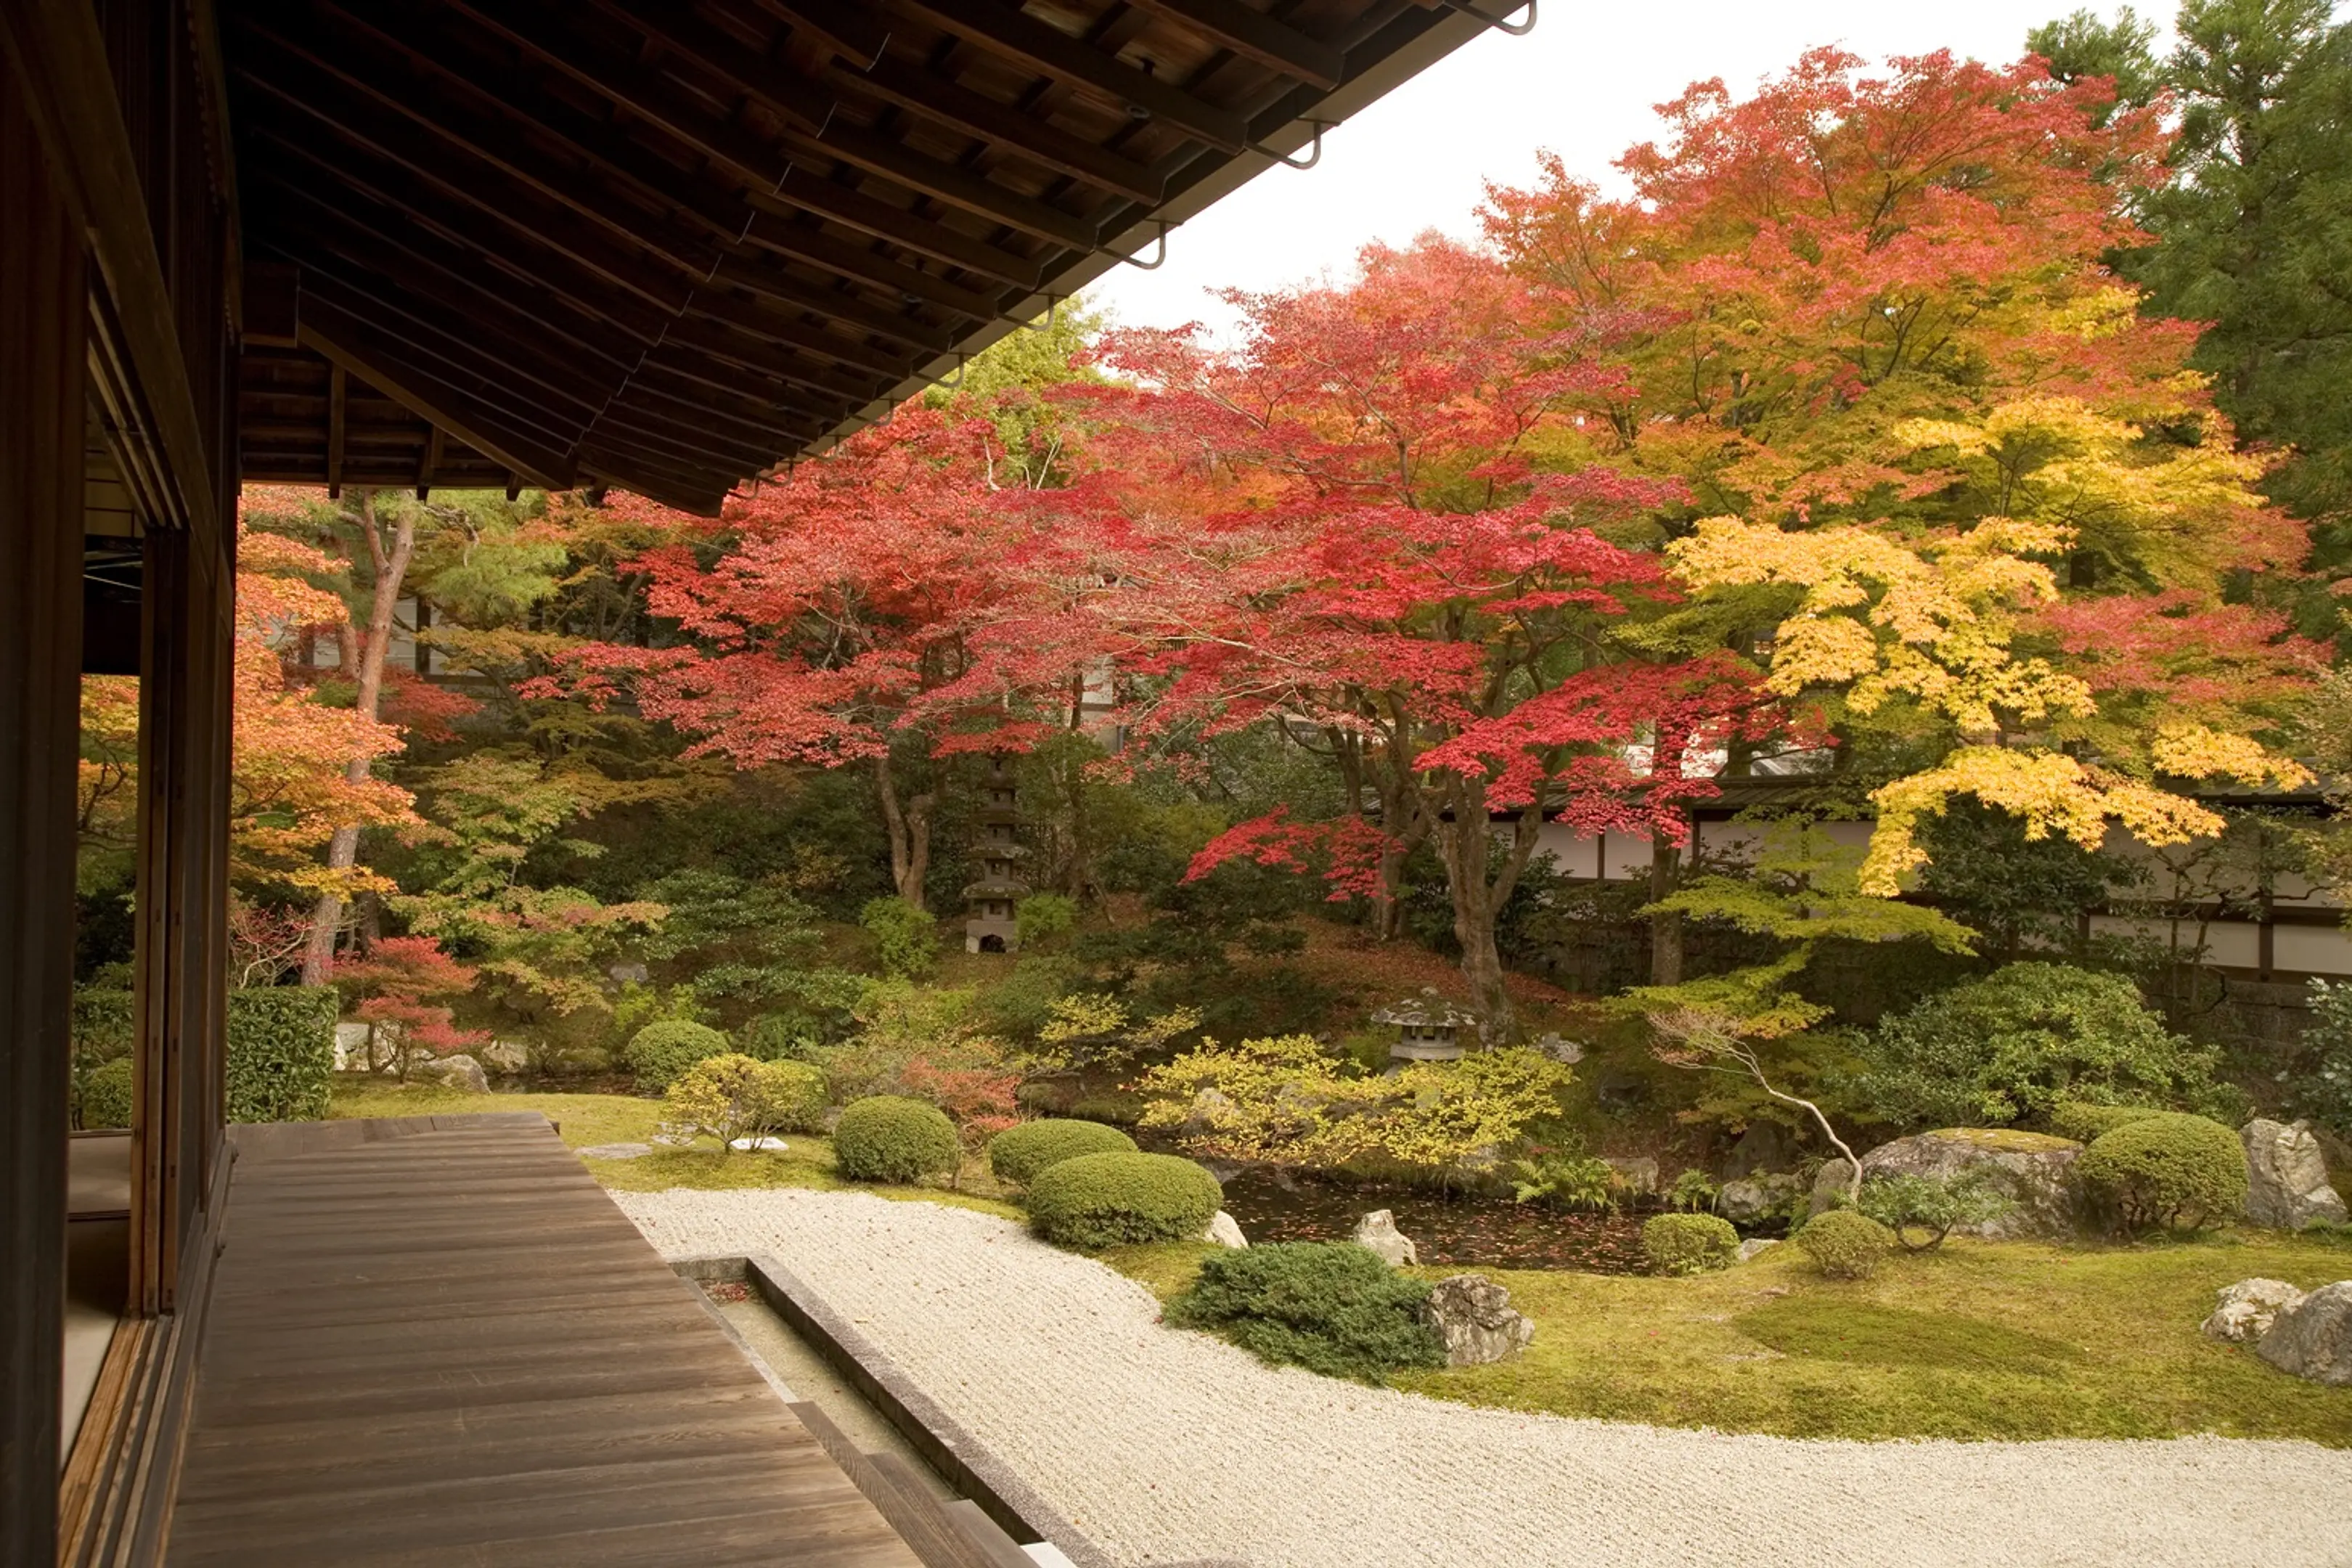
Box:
165, 1115, 923, 1567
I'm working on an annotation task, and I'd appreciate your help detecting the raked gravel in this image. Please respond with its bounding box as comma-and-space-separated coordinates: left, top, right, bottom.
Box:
616, 1186, 2352, 1568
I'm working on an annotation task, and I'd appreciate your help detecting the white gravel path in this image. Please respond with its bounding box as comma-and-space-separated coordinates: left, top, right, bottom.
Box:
617, 1187, 2352, 1568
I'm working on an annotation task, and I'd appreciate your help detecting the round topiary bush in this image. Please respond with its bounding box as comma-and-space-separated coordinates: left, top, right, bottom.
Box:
1641, 1212, 1740, 1276
1167, 1241, 1445, 1382
833, 1095, 961, 1184
2047, 1101, 2167, 1143
79, 1055, 136, 1130
625, 1020, 731, 1094
1797, 1208, 1898, 1279
2075, 1111, 2249, 1234
988, 1119, 1138, 1188
1026, 1151, 1223, 1250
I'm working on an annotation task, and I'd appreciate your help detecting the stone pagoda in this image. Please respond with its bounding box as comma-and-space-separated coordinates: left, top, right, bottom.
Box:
1373, 988, 1483, 1066
963, 756, 1027, 953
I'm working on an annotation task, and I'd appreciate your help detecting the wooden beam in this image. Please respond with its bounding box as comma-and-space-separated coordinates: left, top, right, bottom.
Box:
799, 118, 1101, 250
1122, 0, 1346, 90
655, 312, 888, 401
746, 0, 889, 69
753, 170, 1045, 288
298, 294, 581, 490
685, 290, 910, 379
438, 0, 799, 189
705, 252, 958, 353
890, 0, 1251, 154
237, 12, 724, 279
0, 0, 221, 542
327, 364, 347, 496
740, 211, 1011, 322
838, 54, 1164, 206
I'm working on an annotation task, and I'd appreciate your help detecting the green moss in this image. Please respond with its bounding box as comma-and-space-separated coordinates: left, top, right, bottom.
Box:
1101, 1241, 1223, 1302
1391, 1235, 2352, 1445
330, 1082, 666, 1147
1932, 1128, 2081, 1153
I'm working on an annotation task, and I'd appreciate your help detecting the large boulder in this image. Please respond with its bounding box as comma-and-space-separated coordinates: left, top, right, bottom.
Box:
1736, 1238, 1782, 1264
1353, 1209, 1418, 1267
1418, 1273, 1534, 1365
1601, 1156, 1658, 1197
1719, 1173, 1806, 1225
2202, 1278, 2307, 1344
1201, 1210, 1249, 1249
409, 1053, 489, 1094
2255, 1281, 2352, 1385
1726, 1122, 1793, 1180
1809, 1130, 2084, 1239
2240, 1119, 2349, 1231
478, 1038, 530, 1075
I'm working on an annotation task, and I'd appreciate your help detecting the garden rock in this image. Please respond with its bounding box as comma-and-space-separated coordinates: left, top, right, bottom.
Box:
332, 1021, 374, 1072
2240, 1119, 2349, 1231
2202, 1278, 2307, 1344
1726, 1122, 1792, 1179
2255, 1281, 2352, 1384
1719, 1174, 1805, 1225
1418, 1273, 1534, 1366
409, 1053, 489, 1094
478, 1038, 529, 1075
1352, 1209, 1418, 1267
1202, 1210, 1249, 1249
1602, 1156, 1658, 1196
729, 1135, 789, 1152
1736, 1238, 1781, 1263
1813, 1130, 2083, 1238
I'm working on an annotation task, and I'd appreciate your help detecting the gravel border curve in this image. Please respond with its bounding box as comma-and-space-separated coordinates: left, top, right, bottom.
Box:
616, 1186, 2352, 1568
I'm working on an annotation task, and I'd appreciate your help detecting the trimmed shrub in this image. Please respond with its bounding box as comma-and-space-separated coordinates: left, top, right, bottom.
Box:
988, 1118, 1137, 1188
833, 1095, 961, 1183
2048, 1101, 2165, 1143
1641, 1212, 1740, 1276
1027, 1151, 1222, 1249
859, 897, 941, 979
2075, 1111, 2248, 1235
1167, 1241, 1445, 1383
226, 986, 339, 1123
1797, 1209, 1898, 1279
666, 1054, 828, 1148
1855, 1173, 2012, 1252
626, 1020, 731, 1094
1853, 963, 2241, 1130
79, 1056, 136, 1130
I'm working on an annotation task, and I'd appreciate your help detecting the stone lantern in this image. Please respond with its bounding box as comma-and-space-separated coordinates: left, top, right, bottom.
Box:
963, 755, 1027, 953
1373, 988, 1483, 1066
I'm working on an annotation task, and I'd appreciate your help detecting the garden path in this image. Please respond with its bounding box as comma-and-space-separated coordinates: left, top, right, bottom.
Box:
617, 1188, 2352, 1568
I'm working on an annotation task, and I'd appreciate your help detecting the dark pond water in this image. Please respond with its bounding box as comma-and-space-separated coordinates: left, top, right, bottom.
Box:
1212, 1167, 1650, 1274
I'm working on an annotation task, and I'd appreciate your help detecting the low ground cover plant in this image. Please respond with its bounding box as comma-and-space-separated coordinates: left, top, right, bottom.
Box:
834, 1095, 961, 1183
1798, 1209, 1898, 1279
1167, 1241, 1445, 1383
1642, 1213, 1740, 1275
1027, 1151, 1222, 1249
664, 1053, 828, 1149
626, 1020, 732, 1094
2075, 1112, 2249, 1235
1856, 1173, 2016, 1251
988, 1118, 1137, 1188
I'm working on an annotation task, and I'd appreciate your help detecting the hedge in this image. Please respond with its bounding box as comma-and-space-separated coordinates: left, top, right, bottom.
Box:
1026, 1151, 1222, 1249
626, 1020, 732, 1094
1167, 1241, 1444, 1383
2076, 1112, 2248, 1234
79, 1056, 136, 1130
988, 1119, 1137, 1188
226, 986, 340, 1123
1641, 1212, 1739, 1276
833, 1095, 961, 1183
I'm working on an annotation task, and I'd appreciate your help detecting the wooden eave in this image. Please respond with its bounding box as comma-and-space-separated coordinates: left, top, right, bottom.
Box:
222, 0, 1499, 515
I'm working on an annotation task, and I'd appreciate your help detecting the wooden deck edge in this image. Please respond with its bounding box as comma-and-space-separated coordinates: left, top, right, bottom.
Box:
669, 1253, 1111, 1568
224, 1111, 555, 1162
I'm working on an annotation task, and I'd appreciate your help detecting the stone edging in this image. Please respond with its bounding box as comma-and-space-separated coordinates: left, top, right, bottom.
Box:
671, 1251, 1117, 1568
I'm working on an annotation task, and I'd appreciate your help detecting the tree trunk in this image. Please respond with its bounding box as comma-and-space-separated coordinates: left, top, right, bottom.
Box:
1432, 783, 1543, 1042
872, 751, 933, 910
302, 491, 415, 984
1649, 832, 1684, 986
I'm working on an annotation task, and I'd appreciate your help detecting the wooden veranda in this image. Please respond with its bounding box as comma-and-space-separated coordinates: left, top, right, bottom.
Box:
0, 1, 1506, 1561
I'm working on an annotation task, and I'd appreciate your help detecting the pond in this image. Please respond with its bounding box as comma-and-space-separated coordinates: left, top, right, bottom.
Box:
1212, 1166, 1650, 1274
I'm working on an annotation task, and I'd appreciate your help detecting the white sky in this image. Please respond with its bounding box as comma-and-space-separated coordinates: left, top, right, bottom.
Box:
1090, 0, 2121, 340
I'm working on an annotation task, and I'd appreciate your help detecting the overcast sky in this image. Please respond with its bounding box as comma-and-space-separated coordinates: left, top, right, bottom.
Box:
1089, 0, 2131, 340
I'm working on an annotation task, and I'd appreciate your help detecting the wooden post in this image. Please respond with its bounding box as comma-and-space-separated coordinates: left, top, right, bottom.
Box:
0, 78, 88, 1565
